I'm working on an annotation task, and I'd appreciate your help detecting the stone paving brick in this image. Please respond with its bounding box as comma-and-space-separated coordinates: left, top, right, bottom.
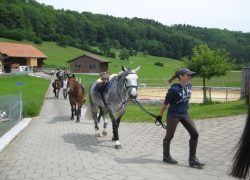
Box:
0, 85, 246, 180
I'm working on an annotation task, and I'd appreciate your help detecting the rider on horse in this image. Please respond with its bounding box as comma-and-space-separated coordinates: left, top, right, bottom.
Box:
96, 72, 109, 104
96, 71, 110, 95
55, 69, 63, 81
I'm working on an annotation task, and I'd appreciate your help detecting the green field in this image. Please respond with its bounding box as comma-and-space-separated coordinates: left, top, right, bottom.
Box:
122, 99, 248, 122
0, 75, 50, 117
0, 38, 241, 87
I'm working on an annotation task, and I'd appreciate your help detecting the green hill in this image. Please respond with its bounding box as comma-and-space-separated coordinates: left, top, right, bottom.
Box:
0, 38, 241, 87
0, 38, 183, 78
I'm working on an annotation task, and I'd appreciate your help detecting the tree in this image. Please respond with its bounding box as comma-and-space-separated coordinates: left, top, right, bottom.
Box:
185, 44, 232, 103
99, 38, 111, 53
143, 50, 149, 57
119, 48, 130, 61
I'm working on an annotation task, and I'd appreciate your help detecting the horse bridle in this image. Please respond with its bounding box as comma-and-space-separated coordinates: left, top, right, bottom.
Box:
116, 72, 138, 105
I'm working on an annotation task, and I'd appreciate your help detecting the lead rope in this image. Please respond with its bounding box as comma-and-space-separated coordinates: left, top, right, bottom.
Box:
131, 99, 167, 129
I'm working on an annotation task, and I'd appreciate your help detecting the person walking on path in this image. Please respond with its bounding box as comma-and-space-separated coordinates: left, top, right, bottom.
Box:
157, 68, 205, 169
62, 78, 68, 100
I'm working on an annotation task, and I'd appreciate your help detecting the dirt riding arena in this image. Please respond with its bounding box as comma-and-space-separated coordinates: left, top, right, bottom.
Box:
138, 86, 241, 103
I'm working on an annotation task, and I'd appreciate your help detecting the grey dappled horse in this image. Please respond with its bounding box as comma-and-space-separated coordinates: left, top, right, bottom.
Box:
89, 66, 140, 149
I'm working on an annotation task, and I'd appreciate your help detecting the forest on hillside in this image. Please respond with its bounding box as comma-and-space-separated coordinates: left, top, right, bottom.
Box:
0, 0, 250, 67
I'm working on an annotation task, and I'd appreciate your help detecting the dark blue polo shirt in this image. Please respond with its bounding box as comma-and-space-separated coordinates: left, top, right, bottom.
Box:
164, 83, 192, 116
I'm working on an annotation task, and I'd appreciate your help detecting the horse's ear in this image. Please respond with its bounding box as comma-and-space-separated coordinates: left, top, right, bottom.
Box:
134, 66, 140, 73
122, 65, 127, 71
67, 74, 69, 78
72, 74, 75, 78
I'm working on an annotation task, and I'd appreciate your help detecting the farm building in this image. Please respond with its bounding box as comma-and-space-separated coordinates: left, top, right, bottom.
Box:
0, 42, 47, 73
68, 53, 110, 73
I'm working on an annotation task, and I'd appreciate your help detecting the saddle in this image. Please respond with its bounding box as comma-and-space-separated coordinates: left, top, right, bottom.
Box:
95, 73, 117, 94
95, 81, 110, 94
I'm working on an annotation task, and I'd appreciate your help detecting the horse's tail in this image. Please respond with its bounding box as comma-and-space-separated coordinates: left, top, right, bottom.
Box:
52, 81, 55, 88
89, 83, 94, 105
82, 103, 93, 120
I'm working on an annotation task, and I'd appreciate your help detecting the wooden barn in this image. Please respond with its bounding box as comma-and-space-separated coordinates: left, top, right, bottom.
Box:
68, 53, 110, 73
0, 42, 47, 73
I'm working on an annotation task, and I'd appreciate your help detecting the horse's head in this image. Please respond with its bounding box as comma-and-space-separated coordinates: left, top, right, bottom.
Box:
121, 66, 140, 99
67, 74, 76, 93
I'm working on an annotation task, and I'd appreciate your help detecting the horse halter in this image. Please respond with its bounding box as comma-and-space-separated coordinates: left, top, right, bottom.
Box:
117, 71, 138, 104
124, 73, 138, 90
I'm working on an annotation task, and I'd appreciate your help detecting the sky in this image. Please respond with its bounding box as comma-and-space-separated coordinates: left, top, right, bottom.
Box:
36, 0, 250, 33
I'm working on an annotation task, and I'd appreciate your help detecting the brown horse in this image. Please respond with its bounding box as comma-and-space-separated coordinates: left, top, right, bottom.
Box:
67, 74, 86, 122
52, 79, 61, 98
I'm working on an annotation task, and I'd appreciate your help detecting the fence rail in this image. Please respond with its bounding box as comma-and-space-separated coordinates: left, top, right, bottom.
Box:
0, 94, 22, 137
137, 86, 241, 104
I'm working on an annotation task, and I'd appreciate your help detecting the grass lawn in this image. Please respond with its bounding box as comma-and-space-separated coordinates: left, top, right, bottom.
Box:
122, 99, 247, 122
0, 75, 50, 117
0, 121, 10, 137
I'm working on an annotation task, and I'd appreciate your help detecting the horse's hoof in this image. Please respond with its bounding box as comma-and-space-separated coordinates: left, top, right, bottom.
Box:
71, 117, 74, 120
95, 133, 101, 137
112, 137, 115, 141
76, 120, 80, 123
115, 145, 122, 149
102, 131, 108, 136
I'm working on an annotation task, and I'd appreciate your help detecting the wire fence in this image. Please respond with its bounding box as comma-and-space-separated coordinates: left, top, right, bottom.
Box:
0, 94, 22, 137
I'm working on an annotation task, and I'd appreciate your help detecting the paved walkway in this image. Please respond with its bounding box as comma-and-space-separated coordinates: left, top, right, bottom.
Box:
0, 83, 245, 180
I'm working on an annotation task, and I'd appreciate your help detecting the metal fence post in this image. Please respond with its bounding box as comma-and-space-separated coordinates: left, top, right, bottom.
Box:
19, 93, 22, 120
226, 88, 228, 102
8, 95, 12, 128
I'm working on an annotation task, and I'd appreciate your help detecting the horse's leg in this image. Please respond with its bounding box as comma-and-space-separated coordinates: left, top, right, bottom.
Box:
109, 111, 121, 149
102, 112, 108, 136
76, 109, 80, 123
111, 116, 121, 141
70, 103, 74, 120
89, 95, 100, 137
97, 108, 102, 123
76, 102, 82, 123
56, 88, 59, 98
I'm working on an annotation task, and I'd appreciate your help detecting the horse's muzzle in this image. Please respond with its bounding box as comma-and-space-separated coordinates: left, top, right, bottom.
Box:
129, 88, 138, 99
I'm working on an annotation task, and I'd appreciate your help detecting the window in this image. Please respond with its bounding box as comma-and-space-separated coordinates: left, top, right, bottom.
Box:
75, 64, 81, 69
89, 65, 95, 69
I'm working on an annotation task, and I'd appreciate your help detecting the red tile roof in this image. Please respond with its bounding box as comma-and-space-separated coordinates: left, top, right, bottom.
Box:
0, 42, 47, 59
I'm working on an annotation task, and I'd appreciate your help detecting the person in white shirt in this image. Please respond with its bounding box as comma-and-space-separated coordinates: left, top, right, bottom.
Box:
63, 78, 68, 100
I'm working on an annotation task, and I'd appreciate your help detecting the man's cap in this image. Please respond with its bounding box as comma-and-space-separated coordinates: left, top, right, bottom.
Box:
175, 68, 196, 76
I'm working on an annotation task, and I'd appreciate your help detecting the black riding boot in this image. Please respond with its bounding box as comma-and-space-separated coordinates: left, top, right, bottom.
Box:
189, 139, 205, 168
163, 140, 178, 164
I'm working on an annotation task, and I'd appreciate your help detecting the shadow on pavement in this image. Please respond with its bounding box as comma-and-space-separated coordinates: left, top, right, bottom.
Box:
114, 154, 162, 164
45, 96, 57, 100
48, 115, 72, 124
62, 133, 106, 153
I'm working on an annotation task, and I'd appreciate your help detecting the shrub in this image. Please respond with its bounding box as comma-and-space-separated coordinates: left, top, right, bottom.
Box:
33, 37, 42, 44
105, 51, 116, 58
154, 62, 164, 67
